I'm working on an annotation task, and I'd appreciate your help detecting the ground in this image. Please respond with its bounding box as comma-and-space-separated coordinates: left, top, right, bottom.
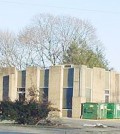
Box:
0, 118, 120, 134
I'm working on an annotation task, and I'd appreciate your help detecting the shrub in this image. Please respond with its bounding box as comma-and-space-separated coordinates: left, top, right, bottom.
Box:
0, 100, 57, 125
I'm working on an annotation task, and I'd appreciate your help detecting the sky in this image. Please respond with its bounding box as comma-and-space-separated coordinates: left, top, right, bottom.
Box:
0, 0, 120, 71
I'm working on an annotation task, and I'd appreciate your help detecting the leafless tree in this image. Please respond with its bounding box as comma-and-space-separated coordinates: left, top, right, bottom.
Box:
0, 31, 19, 68
0, 14, 108, 69
18, 14, 100, 68
0, 31, 39, 69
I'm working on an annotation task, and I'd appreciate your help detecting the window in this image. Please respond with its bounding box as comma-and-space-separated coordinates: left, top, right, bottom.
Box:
63, 88, 73, 109
105, 89, 110, 102
3, 76, 9, 101
105, 90, 109, 94
39, 88, 48, 101
21, 71, 26, 87
19, 93, 25, 102
105, 95, 109, 103
17, 88, 25, 101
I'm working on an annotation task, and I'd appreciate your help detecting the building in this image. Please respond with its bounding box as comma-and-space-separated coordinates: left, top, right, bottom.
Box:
0, 65, 120, 118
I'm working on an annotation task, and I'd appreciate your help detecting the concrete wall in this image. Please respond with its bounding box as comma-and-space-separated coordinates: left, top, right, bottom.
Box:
0, 65, 120, 118
48, 65, 64, 117
0, 67, 17, 101
25, 67, 40, 101
92, 67, 105, 103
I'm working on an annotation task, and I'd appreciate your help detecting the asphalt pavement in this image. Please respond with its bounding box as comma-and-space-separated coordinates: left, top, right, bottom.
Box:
0, 118, 120, 134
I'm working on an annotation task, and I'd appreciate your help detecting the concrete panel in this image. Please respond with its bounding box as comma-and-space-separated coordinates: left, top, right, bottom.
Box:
86, 68, 93, 89
26, 67, 40, 101
1, 67, 16, 75
85, 68, 93, 102
73, 66, 80, 97
48, 65, 64, 117
92, 67, 105, 103
62, 109, 72, 117
110, 71, 116, 102
115, 73, 120, 102
9, 73, 17, 101
80, 65, 87, 98
105, 71, 110, 89
72, 97, 86, 118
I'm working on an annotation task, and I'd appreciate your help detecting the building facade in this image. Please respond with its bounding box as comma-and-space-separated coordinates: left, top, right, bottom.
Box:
0, 65, 120, 118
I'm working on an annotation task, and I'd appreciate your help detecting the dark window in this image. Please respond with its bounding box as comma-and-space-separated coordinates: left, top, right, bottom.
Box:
19, 93, 25, 102
68, 68, 74, 87
63, 88, 73, 109
44, 69, 49, 87
105, 90, 109, 94
105, 95, 109, 102
42, 88, 48, 99
17, 88, 25, 101
39, 88, 48, 101
22, 70, 26, 87
17, 88, 25, 92
3, 75, 9, 101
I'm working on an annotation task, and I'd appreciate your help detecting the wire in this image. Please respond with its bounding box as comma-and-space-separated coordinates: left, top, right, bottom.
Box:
0, 0, 120, 14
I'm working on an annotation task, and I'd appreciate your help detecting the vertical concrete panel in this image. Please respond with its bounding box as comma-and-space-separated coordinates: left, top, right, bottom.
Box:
73, 66, 80, 97
72, 97, 81, 118
117, 74, 120, 102
48, 65, 63, 117
72, 66, 80, 118
85, 68, 93, 102
92, 67, 105, 102
72, 97, 86, 118
105, 71, 110, 89
9, 73, 17, 101
86, 68, 92, 89
115, 73, 120, 102
110, 71, 116, 102
26, 67, 40, 100
72, 65, 86, 118
80, 65, 87, 98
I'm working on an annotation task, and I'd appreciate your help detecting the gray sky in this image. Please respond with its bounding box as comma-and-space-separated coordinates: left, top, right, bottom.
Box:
0, 0, 120, 70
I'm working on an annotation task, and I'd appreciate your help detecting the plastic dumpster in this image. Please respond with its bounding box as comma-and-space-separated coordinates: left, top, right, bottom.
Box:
82, 103, 107, 119
107, 103, 120, 119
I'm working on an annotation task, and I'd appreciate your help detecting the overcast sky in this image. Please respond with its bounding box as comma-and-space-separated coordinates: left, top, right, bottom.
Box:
0, 0, 120, 71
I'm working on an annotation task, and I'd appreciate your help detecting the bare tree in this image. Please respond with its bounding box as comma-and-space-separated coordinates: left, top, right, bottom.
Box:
0, 31, 19, 68
0, 14, 108, 69
18, 14, 102, 68
0, 31, 39, 70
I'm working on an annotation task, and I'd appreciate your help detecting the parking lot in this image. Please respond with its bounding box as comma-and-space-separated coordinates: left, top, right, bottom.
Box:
0, 118, 120, 134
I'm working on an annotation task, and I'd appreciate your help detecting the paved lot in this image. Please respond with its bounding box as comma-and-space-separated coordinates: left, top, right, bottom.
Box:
61, 117, 120, 128
0, 118, 120, 134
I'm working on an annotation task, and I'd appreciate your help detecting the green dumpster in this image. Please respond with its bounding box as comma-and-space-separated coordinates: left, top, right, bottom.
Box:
82, 103, 107, 119
107, 103, 120, 119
